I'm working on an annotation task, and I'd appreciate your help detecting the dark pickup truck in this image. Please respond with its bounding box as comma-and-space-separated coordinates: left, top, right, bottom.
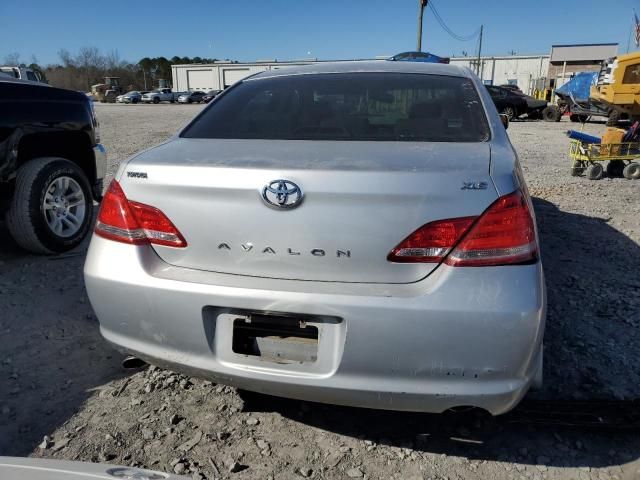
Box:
0, 78, 106, 254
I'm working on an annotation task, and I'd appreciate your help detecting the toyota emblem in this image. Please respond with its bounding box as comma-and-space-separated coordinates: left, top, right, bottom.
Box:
261, 179, 303, 209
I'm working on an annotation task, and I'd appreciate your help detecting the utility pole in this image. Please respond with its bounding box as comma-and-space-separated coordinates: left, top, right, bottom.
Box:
476, 24, 483, 76
417, 0, 428, 51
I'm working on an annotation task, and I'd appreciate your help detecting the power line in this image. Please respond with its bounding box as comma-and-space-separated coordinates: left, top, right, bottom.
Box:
428, 0, 480, 42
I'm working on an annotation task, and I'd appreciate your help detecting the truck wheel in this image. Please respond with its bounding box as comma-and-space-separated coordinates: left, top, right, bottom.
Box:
542, 106, 561, 122
5, 157, 94, 254
500, 106, 516, 120
586, 163, 604, 180
606, 110, 620, 126
153, 97, 160, 104
623, 162, 640, 179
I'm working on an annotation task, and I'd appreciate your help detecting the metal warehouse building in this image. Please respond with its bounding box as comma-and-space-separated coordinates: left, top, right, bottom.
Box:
449, 55, 549, 94
171, 46, 613, 96
171, 60, 315, 92
171, 56, 550, 94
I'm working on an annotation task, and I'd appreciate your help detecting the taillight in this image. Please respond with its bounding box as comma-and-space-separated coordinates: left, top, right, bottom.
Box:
445, 190, 537, 266
95, 180, 187, 248
387, 217, 476, 263
388, 190, 537, 267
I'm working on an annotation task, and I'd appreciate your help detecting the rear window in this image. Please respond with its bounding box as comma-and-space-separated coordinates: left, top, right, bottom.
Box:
182, 73, 490, 142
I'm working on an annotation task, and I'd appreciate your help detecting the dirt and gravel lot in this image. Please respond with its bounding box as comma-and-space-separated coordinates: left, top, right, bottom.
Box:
1, 104, 639, 479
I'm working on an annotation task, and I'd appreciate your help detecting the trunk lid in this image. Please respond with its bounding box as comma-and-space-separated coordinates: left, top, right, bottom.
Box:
120, 138, 497, 284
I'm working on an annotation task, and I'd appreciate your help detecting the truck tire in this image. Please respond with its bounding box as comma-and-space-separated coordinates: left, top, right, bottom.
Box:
5, 157, 94, 254
542, 106, 561, 122
500, 106, 516, 120
606, 110, 620, 126
153, 97, 160, 104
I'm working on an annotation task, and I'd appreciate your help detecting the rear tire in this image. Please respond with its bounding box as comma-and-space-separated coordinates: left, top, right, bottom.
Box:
586, 163, 604, 180
500, 106, 516, 120
542, 106, 561, 122
623, 162, 640, 179
606, 160, 625, 178
6, 157, 94, 254
606, 110, 620, 126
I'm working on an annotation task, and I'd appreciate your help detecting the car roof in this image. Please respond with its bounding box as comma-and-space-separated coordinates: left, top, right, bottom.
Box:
247, 60, 471, 81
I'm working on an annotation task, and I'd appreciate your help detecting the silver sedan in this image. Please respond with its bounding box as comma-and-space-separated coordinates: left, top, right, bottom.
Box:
84, 61, 545, 415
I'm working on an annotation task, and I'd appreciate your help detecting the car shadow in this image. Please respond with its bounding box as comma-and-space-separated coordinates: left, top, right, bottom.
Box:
0, 223, 127, 457
239, 197, 640, 470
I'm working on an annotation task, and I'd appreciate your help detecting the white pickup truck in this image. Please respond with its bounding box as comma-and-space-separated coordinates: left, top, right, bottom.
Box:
141, 88, 184, 104
0, 66, 46, 83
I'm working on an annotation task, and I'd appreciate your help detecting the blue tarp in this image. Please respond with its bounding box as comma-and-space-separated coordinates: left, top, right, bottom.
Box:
555, 72, 598, 102
566, 130, 601, 144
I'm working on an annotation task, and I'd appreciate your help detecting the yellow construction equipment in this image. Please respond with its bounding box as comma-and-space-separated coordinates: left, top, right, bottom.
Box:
590, 51, 640, 124
90, 77, 122, 103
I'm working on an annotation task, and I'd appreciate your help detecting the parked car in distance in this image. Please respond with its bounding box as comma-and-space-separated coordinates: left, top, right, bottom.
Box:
178, 91, 206, 103
0, 77, 106, 254
499, 84, 523, 94
388, 51, 450, 64
202, 89, 222, 103
511, 91, 548, 119
85, 61, 545, 416
141, 88, 182, 104
117, 90, 143, 104
486, 85, 528, 120
0, 65, 46, 83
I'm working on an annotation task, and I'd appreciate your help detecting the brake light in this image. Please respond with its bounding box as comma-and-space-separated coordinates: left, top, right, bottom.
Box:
95, 180, 187, 248
387, 190, 537, 267
387, 217, 476, 263
445, 190, 537, 266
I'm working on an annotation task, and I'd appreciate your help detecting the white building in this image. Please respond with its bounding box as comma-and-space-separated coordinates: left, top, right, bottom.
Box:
449, 54, 549, 94
171, 54, 550, 95
171, 60, 316, 92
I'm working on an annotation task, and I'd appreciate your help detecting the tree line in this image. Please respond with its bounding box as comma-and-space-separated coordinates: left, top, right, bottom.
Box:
3, 49, 236, 92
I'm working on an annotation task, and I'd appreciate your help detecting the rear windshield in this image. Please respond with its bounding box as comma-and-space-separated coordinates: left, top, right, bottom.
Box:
181, 73, 491, 142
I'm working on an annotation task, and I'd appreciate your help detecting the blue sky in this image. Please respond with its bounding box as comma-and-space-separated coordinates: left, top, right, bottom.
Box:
1, 0, 639, 65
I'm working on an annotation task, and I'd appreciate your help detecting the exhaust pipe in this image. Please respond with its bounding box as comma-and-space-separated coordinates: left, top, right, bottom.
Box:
122, 355, 148, 369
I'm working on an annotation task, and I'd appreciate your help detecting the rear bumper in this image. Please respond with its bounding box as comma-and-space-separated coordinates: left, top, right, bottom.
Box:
84, 236, 546, 415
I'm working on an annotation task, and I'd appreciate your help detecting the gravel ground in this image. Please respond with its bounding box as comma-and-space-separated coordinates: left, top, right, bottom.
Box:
1, 104, 639, 479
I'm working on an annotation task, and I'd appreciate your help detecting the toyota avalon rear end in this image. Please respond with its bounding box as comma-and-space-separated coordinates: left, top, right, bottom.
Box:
84, 61, 545, 415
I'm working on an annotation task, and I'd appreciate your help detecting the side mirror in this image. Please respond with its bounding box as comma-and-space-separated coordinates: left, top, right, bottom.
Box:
499, 114, 509, 129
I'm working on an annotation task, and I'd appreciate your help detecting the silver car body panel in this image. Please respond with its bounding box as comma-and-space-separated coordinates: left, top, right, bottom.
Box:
85, 61, 546, 414
0, 457, 187, 480
121, 139, 496, 283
